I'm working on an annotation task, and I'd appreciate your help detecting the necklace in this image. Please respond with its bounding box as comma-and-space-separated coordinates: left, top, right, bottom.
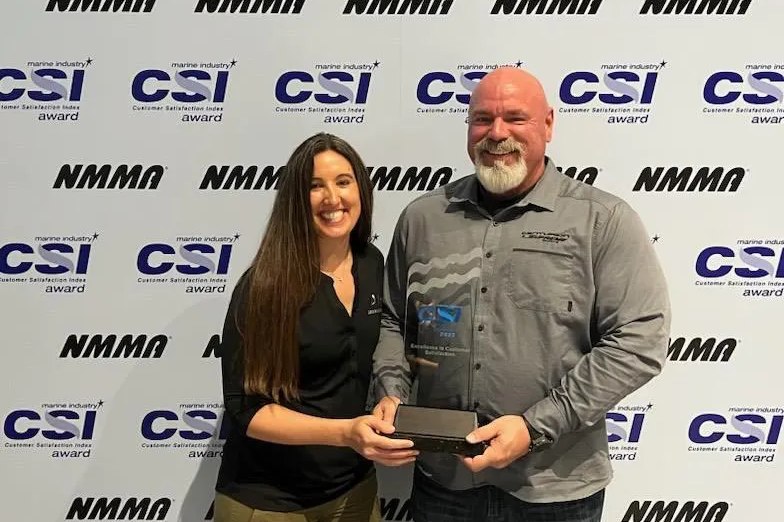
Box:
322, 253, 352, 283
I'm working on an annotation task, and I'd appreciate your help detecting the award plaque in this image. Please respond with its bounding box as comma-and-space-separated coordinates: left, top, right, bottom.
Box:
404, 300, 473, 409
394, 261, 484, 456
391, 404, 487, 457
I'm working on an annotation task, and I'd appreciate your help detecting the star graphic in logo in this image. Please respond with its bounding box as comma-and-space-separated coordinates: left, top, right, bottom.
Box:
659, 60, 667, 69
515, 60, 523, 68
85, 57, 93, 66
646, 403, 653, 411
372, 60, 380, 69
230, 59, 237, 68
97, 400, 104, 408
92, 232, 100, 241
651, 235, 660, 244
371, 233, 379, 242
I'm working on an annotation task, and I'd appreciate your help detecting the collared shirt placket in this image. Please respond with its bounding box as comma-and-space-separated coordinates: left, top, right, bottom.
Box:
471, 214, 504, 417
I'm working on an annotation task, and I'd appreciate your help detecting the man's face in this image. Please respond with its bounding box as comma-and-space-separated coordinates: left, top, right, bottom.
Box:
467, 77, 553, 196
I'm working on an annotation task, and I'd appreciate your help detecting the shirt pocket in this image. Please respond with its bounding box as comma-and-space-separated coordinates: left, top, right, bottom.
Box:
501, 244, 575, 314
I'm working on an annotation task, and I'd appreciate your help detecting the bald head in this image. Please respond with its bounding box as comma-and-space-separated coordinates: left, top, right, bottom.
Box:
467, 67, 554, 197
469, 67, 549, 114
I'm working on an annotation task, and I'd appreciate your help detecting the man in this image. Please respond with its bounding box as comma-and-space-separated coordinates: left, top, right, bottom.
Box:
372, 67, 671, 522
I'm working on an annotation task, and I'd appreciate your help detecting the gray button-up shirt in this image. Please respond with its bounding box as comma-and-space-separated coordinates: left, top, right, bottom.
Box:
373, 157, 671, 503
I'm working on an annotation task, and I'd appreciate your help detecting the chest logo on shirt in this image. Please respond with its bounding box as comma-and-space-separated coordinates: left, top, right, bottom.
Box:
521, 231, 570, 243
368, 293, 381, 315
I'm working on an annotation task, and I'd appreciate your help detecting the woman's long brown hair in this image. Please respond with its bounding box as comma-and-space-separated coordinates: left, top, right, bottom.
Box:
239, 132, 374, 402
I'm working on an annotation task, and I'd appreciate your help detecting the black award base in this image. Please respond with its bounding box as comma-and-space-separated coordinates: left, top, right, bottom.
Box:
391, 404, 487, 457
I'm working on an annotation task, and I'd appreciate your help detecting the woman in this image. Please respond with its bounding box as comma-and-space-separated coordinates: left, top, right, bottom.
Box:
214, 133, 417, 522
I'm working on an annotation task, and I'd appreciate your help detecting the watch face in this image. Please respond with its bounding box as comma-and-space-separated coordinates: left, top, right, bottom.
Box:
531, 435, 552, 452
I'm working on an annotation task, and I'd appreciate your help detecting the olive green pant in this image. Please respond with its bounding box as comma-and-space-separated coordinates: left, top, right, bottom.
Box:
214, 472, 381, 522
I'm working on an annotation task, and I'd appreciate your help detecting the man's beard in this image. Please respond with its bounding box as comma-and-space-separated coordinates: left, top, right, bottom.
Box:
473, 138, 528, 195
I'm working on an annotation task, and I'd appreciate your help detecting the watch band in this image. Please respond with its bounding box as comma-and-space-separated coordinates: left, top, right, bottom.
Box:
522, 415, 553, 453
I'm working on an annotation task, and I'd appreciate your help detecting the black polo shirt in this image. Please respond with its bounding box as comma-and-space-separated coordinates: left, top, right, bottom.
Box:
215, 243, 384, 512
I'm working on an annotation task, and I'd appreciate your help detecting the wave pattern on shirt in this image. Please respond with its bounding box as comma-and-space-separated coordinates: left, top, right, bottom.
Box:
406, 247, 482, 299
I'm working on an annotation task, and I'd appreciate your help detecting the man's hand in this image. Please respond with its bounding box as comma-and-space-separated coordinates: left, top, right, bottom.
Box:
461, 415, 531, 472
372, 395, 401, 424
407, 354, 439, 369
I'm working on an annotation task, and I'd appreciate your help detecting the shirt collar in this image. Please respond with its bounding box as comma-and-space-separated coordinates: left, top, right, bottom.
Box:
446, 156, 561, 213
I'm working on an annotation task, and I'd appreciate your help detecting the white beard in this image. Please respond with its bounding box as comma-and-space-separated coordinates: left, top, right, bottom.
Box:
475, 156, 528, 195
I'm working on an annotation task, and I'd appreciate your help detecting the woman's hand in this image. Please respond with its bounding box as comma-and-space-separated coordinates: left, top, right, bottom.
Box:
342, 415, 418, 467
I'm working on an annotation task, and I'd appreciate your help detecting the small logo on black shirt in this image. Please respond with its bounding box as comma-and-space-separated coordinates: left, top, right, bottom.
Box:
368, 293, 381, 315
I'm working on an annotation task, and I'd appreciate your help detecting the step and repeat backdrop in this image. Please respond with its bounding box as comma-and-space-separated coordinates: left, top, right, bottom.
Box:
1, 1, 782, 521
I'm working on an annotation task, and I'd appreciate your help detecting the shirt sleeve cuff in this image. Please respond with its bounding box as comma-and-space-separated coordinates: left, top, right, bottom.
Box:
227, 396, 273, 436
523, 396, 569, 442
374, 376, 410, 404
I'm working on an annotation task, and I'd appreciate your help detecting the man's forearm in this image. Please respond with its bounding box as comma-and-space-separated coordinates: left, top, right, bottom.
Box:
522, 318, 668, 442
373, 322, 413, 403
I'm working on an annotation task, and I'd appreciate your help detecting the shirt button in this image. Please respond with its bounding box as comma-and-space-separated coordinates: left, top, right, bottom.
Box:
477, 325, 484, 332
474, 363, 482, 370
480, 287, 487, 293
485, 252, 492, 258
491, 221, 499, 227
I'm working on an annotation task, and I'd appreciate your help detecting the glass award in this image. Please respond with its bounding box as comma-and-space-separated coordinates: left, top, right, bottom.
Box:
390, 273, 486, 456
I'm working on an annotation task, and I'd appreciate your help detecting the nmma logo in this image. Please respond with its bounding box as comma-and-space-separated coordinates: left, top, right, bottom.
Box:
640, 0, 751, 14
556, 166, 598, 185
53, 164, 163, 190
344, 0, 453, 14
202, 334, 221, 358
60, 334, 168, 359
379, 497, 411, 521
667, 337, 736, 362
621, 501, 729, 522
200, 165, 282, 190
491, 0, 603, 15
195, 0, 305, 13
46, 0, 156, 12
66, 497, 171, 521
633, 167, 744, 192
370, 166, 452, 191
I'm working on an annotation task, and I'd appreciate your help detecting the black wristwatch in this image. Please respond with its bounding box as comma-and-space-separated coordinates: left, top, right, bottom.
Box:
522, 416, 553, 453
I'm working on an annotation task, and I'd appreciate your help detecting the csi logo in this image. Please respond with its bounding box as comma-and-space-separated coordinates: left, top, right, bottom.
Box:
275, 69, 374, 104
131, 69, 229, 103
704, 70, 784, 105
417, 70, 486, 105
417, 304, 461, 324
606, 412, 645, 443
417, 304, 461, 339
0, 67, 84, 102
3, 409, 97, 440
560, 70, 658, 105
136, 243, 233, 275
0, 242, 91, 275
689, 414, 782, 445
141, 409, 229, 441
696, 246, 784, 278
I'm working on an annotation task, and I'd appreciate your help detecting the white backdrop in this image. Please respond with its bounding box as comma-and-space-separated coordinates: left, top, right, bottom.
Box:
1, 1, 782, 521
